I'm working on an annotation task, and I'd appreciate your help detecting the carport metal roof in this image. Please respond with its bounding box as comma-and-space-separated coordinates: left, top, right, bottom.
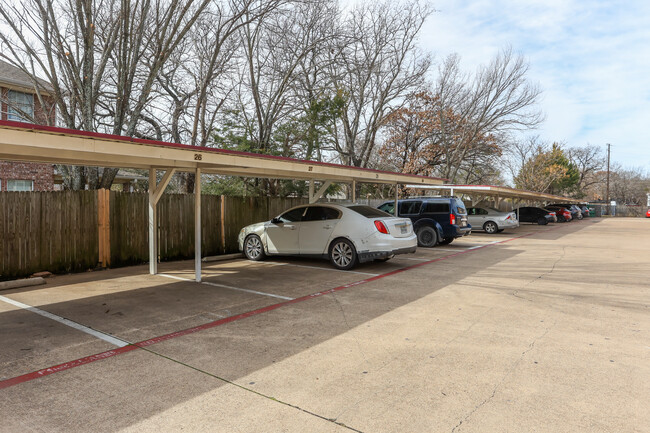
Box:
404, 184, 582, 204
0, 121, 445, 185
0, 120, 445, 282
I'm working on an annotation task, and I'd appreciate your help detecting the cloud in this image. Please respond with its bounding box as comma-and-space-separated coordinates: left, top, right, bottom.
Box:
421, 0, 650, 168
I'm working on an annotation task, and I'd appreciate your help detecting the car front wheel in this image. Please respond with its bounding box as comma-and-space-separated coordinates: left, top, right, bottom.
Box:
329, 238, 358, 270
416, 226, 438, 247
537, 217, 548, 225
244, 235, 266, 261
483, 221, 498, 234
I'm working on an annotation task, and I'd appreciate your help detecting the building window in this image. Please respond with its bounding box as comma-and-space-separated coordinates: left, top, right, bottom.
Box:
7, 90, 34, 121
7, 179, 34, 191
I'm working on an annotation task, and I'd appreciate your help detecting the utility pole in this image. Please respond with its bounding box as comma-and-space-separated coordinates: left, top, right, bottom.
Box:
606, 143, 611, 215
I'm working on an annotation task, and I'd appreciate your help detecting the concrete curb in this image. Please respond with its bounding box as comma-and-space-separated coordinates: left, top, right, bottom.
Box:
202, 253, 244, 263
0, 277, 46, 291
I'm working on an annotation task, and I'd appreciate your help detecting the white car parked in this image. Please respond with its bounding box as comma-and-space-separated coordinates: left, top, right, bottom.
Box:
238, 203, 417, 270
466, 207, 519, 234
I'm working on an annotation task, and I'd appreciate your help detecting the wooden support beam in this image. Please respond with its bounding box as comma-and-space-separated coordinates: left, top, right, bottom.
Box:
97, 188, 111, 267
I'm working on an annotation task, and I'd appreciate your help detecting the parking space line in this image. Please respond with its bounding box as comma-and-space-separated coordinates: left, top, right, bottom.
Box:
0, 225, 562, 390
201, 281, 294, 301
158, 273, 294, 300
0, 295, 131, 348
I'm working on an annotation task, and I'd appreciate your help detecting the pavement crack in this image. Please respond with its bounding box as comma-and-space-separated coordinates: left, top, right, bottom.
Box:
450, 320, 556, 433
512, 246, 566, 301
330, 290, 369, 363
137, 346, 365, 432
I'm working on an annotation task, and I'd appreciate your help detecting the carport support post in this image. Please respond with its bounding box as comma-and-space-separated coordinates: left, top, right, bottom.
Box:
149, 169, 158, 275
195, 167, 202, 282
148, 167, 177, 275
394, 183, 399, 216
352, 180, 356, 203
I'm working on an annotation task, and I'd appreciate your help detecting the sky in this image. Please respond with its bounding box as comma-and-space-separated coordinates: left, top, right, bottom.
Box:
419, 0, 650, 170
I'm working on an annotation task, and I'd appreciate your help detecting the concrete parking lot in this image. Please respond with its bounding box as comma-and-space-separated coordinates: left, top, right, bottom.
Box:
1, 218, 648, 433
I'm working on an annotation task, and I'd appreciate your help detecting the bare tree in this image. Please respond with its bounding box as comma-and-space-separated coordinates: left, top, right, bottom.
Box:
432, 47, 543, 182
329, 0, 432, 167
236, 0, 336, 156
0, 0, 212, 189
568, 144, 605, 193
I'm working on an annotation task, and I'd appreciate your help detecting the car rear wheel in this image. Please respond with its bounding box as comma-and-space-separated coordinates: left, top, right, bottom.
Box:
416, 226, 438, 248
537, 217, 548, 225
329, 238, 357, 270
438, 238, 454, 245
244, 235, 266, 261
483, 221, 498, 234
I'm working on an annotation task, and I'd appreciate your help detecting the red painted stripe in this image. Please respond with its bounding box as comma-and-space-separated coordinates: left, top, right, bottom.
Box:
0, 225, 561, 390
0, 345, 138, 390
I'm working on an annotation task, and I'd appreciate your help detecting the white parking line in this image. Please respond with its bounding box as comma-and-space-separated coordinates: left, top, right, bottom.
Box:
0, 295, 130, 347
158, 274, 294, 301
201, 281, 294, 300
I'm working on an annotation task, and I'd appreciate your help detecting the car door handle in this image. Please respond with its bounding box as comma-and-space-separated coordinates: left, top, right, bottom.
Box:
323, 225, 333, 229
285, 225, 297, 230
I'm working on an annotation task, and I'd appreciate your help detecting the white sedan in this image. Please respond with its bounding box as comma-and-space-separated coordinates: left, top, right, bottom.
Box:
466, 207, 519, 233
238, 203, 417, 270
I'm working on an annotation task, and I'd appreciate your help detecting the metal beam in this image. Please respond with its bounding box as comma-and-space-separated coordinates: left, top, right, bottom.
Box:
394, 183, 399, 216
0, 123, 446, 187
152, 168, 176, 205
148, 169, 158, 275
309, 180, 332, 203
195, 168, 202, 282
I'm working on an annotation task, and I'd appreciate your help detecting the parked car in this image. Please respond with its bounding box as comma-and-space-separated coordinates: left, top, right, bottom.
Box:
516, 207, 556, 225
545, 206, 573, 222
579, 205, 590, 217
377, 197, 471, 247
550, 203, 583, 220
466, 207, 519, 234
238, 203, 416, 270
646, 208, 650, 218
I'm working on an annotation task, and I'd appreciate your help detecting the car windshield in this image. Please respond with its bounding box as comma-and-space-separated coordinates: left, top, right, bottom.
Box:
349, 205, 392, 218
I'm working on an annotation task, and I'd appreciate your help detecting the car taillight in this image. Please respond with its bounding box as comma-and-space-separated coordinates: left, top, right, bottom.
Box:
374, 220, 389, 234
450, 214, 456, 225
506, 215, 511, 220
550, 212, 556, 216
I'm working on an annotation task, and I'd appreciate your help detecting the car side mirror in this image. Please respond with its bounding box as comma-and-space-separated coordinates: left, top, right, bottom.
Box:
271, 217, 282, 224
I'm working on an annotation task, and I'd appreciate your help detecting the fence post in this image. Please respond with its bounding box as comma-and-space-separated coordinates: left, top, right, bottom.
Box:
220, 195, 226, 253
97, 188, 111, 267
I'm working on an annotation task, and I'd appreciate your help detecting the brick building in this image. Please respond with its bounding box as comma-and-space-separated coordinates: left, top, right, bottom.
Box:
0, 60, 56, 191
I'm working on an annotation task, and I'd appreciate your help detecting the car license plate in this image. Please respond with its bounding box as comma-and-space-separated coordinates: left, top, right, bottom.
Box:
461, 221, 467, 227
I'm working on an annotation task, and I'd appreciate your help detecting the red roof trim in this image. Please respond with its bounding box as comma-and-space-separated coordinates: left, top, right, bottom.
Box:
438, 184, 575, 199
0, 120, 447, 182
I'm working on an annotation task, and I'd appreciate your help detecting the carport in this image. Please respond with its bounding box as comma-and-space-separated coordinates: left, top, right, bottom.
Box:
405, 184, 582, 215
0, 120, 445, 282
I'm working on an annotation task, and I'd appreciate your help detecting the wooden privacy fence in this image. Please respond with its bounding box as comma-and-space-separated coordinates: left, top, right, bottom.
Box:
1, 191, 307, 280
